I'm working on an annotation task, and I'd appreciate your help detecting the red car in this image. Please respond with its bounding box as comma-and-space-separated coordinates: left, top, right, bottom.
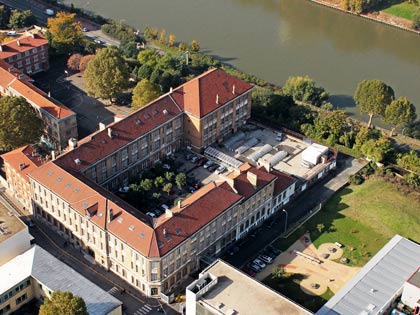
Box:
241, 266, 256, 277
197, 157, 208, 166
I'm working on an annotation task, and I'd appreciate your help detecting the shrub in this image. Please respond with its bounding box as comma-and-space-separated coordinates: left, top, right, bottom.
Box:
349, 173, 364, 185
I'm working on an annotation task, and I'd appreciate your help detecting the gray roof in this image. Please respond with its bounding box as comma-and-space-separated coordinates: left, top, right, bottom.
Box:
2, 246, 122, 315
317, 235, 420, 315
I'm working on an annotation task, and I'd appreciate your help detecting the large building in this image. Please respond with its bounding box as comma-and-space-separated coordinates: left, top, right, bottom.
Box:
0, 32, 49, 74
0, 245, 122, 315
0, 31, 77, 149
186, 259, 312, 315
1, 68, 335, 297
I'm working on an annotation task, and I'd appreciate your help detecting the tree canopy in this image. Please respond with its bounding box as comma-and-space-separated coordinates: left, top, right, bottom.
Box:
361, 136, 393, 163
84, 47, 130, 101
0, 5, 11, 29
282, 75, 329, 106
354, 79, 394, 129
0, 96, 43, 151
8, 10, 36, 29
39, 291, 88, 315
132, 79, 160, 109
47, 12, 84, 54
383, 97, 416, 136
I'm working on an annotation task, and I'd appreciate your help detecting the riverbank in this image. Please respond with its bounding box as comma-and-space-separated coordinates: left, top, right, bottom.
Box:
307, 0, 420, 35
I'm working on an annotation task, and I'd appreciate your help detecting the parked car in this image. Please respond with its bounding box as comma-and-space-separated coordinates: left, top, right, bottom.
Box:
45, 8, 54, 16
187, 186, 196, 193
207, 164, 218, 172
259, 254, 273, 264
262, 248, 277, 259
276, 132, 284, 141
146, 212, 156, 218
118, 186, 130, 193
161, 204, 170, 210
253, 258, 266, 269
203, 160, 214, 169
242, 266, 256, 277
197, 157, 208, 166
248, 263, 261, 273
191, 155, 199, 163
154, 208, 163, 216
301, 161, 314, 169
215, 166, 226, 174
6, 31, 17, 36
81, 27, 89, 32
185, 153, 193, 160
267, 245, 282, 256
94, 39, 104, 44
163, 164, 171, 170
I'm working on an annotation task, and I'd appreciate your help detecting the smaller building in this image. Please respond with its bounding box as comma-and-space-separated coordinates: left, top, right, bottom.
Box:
401, 267, 420, 310
0, 245, 122, 315
0, 203, 33, 265
0, 32, 49, 74
186, 259, 312, 315
317, 235, 420, 315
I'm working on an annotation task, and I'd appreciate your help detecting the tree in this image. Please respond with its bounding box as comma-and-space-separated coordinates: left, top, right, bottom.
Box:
354, 79, 394, 129
165, 171, 174, 182
132, 79, 160, 109
312, 110, 348, 144
150, 27, 158, 39
39, 291, 87, 315
282, 75, 329, 106
47, 12, 84, 54
413, 9, 420, 29
162, 182, 173, 195
178, 42, 187, 51
67, 53, 82, 71
140, 178, 153, 192
0, 96, 43, 150
175, 173, 187, 190
154, 176, 165, 188
137, 49, 160, 67
190, 40, 200, 52
120, 40, 138, 59
316, 223, 325, 233
8, 9, 36, 29
152, 192, 161, 200
84, 47, 129, 102
168, 34, 176, 46
361, 137, 393, 162
159, 28, 166, 43
78, 54, 95, 72
397, 150, 420, 174
0, 5, 10, 29
383, 97, 416, 136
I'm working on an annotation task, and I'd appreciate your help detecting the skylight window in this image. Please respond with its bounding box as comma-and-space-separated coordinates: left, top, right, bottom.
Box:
82, 202, 88, 208
57, 176, 62, 182
47, 170, 53, 176
74, 188, 79, 193
140, 232, 145, 238
129, 225, 135, 231
158, 241, 164, 248
144, 113, 151, 120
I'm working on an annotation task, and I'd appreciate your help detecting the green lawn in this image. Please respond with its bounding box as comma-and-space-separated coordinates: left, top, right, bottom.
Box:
267, 177, 420, 311
383, 1, 418, 20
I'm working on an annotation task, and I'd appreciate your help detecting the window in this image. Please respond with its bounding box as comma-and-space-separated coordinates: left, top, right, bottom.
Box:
122, 149, 128, 168
15, 293, 27, 305
101, 161, 107, 179
151, 273, 158, 281
0, 305, 11, 315
25, 58, 30, 65
132, 142, 138, 161
111, 155, 117, 174
151, 288, 158, 295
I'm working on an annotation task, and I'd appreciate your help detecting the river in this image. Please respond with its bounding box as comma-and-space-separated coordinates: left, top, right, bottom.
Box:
64, 0, 420, 122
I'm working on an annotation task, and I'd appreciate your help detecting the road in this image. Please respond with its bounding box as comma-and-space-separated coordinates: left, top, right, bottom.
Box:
0, 191, 179, 315
223, 154, 367, 269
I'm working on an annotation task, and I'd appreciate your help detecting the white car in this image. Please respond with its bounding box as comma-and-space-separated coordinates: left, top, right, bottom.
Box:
6, 31, 17, 36
146, 212, 156, 218
215, 166, 226, 174
253, 258, 266, 269
203, 160, 214, 169
118, 186, 130, 193
259, 254, 273, 264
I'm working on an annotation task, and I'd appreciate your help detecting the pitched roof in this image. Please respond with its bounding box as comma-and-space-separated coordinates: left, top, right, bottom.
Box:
226, 163, 276, 198
0, 60, 74, 119
153, 182, 242, 256
0, 33, 48, 59
55, 94, 183, 172
1, 145, 43, 183
173, 68, 253, 118
271, 169, 297, 195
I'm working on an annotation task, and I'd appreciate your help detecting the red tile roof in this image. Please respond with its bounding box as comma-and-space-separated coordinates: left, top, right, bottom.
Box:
226, 163, 276, 198
173, 68, 253, 118
55, 95, 183, 172
153, 182, 242, 256
0, 60, 74, 119
271, 169, 297, 196
0, 33, 48, 59
1, 145, 43, 183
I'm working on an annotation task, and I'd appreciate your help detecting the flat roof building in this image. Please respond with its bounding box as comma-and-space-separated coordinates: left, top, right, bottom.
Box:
186, 259, 312, 315
317, 235, 420, 315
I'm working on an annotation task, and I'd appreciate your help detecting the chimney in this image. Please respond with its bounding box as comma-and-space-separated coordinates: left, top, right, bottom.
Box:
68, 137, 77, 150
114, 114, 124, 122
48, 91, 51, 97
169, 87, 173, 93
16, 40, 20, 47
177, 200, 182, 209
19, 163, 26, 171
108, 208, 114, 223
165, 209, 173, 218
232, 84, 236, 95
163, 228, 167, 236
247, 171, 258, 187
0, 45, 2, 52
99, 122, 106, 131
51, 150, 56, 160
18, 74, 24, 80
216, 94, 219, 104
107, 128, 113, 139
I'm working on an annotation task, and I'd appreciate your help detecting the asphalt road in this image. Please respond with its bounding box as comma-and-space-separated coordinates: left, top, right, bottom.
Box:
223, 154, 367, 269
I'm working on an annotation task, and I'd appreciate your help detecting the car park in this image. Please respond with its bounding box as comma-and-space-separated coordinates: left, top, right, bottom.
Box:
215, 166, 226, 174
259, 254, 273, 264
253, 258, 266, 269
203, 160, 214, 169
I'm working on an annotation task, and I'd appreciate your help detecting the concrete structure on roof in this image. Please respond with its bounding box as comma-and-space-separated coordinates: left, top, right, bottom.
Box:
0, 57, 77, 149
0, 203, 33, 265
186, 259, 312, 315
0, 245, 122, 315
401, 268, 420, 310
1, 68, 315, 297
0, 32, 49, 74
317, 235, 420, 315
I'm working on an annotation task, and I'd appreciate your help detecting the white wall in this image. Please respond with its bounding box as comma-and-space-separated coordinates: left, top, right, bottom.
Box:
0, 228, 32, 265
402, 282, 420, 308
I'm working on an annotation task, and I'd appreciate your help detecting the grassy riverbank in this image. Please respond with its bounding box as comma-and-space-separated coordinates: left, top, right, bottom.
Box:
383, 1, 418, 20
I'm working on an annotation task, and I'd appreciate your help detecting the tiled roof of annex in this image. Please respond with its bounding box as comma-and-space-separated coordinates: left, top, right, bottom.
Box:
1, 146, 44, 183
171, 68, 254, 118
225, 163, 277, 199
271, 169, 297, 196
0, 60, 74, 119
0, 33, 48, 59
54, 94, 183, 172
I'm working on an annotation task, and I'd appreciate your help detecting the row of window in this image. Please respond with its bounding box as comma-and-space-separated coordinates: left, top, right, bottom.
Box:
0, 279, 30, 304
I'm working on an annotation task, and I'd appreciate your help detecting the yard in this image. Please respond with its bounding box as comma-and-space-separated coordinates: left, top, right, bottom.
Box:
382, 1, 418, 20
266, 176, 420, 311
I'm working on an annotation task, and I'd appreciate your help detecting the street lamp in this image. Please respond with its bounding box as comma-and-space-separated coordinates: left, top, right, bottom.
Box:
282, 209, 288, 234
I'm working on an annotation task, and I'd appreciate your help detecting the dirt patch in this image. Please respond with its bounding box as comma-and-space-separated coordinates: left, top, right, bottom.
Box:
318, 243, 343, 260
